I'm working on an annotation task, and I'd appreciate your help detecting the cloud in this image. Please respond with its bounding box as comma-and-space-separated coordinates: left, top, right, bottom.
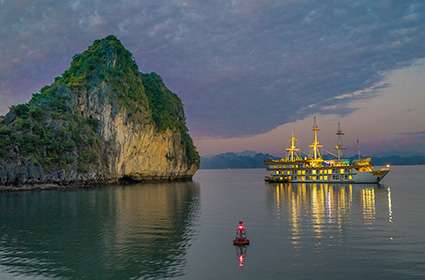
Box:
1, 0, 425, 137
70, 0, 81, 11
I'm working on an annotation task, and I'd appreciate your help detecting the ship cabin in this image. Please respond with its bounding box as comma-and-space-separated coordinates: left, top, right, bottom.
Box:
265, 158, 354, 183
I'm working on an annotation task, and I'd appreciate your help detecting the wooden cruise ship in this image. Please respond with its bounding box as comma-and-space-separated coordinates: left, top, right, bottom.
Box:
264, 118, 390, 184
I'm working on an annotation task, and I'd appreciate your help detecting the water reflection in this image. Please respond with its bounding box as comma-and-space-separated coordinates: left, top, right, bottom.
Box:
235, 246, 248, 268
0, 182, 200, 280
361, 187, 376, 224
387, 187, 393, 223
269, 183, 393, 248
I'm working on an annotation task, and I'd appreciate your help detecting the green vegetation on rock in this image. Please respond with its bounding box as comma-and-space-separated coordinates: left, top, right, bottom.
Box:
142, 73, 199, 165
0, 86, 101, 172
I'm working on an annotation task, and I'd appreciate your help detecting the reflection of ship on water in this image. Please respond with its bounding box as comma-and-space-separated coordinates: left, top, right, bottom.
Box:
0, 181, 200, 279
269, 183, 393, 247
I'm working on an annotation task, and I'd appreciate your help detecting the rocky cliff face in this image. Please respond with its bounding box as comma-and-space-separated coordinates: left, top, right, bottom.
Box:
0, 35, 199, 187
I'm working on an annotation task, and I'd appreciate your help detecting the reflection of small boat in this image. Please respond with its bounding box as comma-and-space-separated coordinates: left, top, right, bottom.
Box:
233, 221, 250, 246
236, 245, 248, 268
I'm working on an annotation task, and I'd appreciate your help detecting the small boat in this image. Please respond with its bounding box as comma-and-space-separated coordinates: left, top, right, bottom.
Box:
233, 221, 250, 246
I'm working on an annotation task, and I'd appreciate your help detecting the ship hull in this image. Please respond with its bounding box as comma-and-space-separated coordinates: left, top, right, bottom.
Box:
265, 168, 390, 184
351, 169, 390, 183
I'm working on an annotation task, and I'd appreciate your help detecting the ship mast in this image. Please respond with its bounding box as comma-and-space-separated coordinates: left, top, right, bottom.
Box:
356, 139, 361, 160
335, 121, 345, 161
309, 116, 323, 160
286, 129, 300, 161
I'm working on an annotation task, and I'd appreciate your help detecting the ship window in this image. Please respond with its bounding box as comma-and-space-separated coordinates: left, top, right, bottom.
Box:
312, 170, 317, 175
328, 169, 332, 174
339, 169, 345, 174
319, 176, 323, 180
349, 175, 352, 180
324, 176, 328, 180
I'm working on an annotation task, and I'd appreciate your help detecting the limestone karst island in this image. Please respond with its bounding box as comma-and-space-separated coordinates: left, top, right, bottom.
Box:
0, 35, 199, 189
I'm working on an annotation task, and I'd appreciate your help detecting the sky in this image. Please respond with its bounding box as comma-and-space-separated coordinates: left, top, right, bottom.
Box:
0, 0, 424, 156
197, 60, 425, 156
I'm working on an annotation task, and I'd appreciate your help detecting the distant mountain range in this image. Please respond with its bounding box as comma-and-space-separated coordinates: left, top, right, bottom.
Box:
370, 155, 425, 166
200, 151, 278, 169
200, 151, 425, 169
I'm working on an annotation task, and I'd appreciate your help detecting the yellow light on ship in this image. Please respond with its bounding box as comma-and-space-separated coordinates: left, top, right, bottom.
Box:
386, 164, 391, 168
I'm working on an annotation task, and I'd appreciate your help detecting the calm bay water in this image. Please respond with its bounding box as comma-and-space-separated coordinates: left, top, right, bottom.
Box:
0, 166, 424, 279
